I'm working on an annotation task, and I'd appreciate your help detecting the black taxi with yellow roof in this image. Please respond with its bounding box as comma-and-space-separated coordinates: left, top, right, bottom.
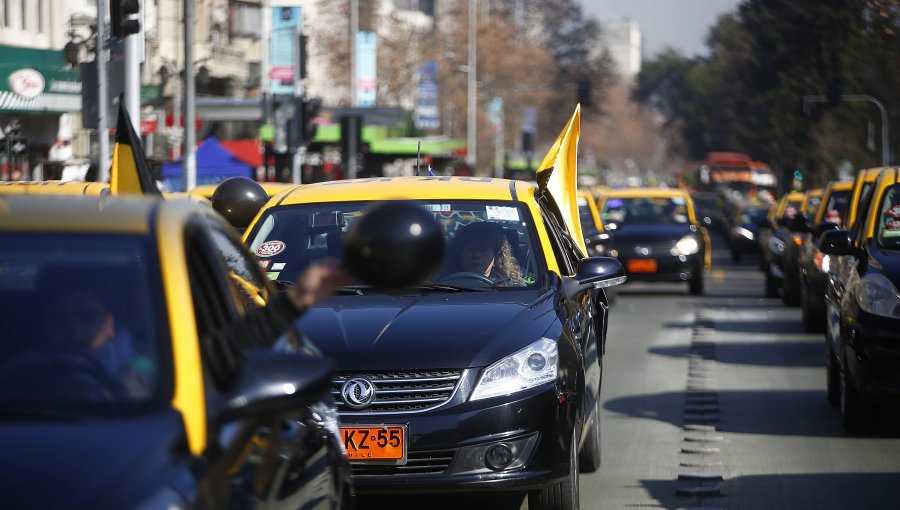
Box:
820, 167, 900, 432
595, 187, 711, 295
0, 194, 351, 508
242, 171, 625, 507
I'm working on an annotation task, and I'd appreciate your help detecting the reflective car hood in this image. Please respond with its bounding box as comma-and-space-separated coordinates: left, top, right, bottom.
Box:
0, 409, 190, 509
298, 289, 557, 370
607, 224, 694, 242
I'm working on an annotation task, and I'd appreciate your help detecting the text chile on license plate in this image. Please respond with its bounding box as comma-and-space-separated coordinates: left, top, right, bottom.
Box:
341, 425, 407, 464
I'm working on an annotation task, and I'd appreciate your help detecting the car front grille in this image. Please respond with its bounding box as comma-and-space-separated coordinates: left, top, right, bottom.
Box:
331, 369, 464, 414
350, 448, 457, 476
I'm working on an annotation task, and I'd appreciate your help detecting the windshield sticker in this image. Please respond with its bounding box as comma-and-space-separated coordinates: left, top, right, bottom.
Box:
425, 204, 451, 212
887, 205, 900, 218
826, 209, 841, 224
672, 197, 685, 205
266, 271, 281, 280
884, 206, 900, 236
486, 206, 519, 222
272, 262, 286, 270
259, 260, 270, 270
256, 240, 286, 258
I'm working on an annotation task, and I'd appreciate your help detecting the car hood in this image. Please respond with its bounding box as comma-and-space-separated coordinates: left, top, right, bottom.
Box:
607, 224, 695, 243
298, 288, 558, 371
0, 409, 191, 509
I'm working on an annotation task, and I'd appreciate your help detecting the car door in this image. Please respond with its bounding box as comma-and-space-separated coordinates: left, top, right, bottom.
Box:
186, 218, 336, 509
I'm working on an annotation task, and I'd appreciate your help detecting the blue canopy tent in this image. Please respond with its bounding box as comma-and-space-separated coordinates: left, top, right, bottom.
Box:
161, 136, 253, 191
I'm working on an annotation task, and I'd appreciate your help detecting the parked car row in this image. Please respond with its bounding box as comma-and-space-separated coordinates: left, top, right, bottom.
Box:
730, 166, 900, 434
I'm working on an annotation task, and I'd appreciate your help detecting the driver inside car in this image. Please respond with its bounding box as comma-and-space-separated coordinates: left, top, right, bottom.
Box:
445, 221, 526, 287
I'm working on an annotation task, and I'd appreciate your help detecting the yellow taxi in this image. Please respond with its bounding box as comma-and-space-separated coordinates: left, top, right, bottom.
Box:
595, 187, 711, 295
0, 194, 351, 508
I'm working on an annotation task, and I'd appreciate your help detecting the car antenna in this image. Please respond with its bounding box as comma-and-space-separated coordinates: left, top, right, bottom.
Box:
416, 141, 422, 176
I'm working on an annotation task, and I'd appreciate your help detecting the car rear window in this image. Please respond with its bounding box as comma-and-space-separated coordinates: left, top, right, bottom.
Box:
601, 196, 690, 226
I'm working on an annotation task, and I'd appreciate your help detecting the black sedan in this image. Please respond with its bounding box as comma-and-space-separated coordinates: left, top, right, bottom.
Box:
243, 176, 625, 509
821, 167, 900, 432
727, 201, 770, 262
596, 188, 710, 295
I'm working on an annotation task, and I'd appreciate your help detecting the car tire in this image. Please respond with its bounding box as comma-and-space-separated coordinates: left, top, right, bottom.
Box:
782, 275, 800, 307
529, 428, 580, 510
826, 349, 840, 406
731, 248, 740, 262
689, 268, 704, 296
764, 272, 779, 298
840, 370, 877, 434
579, 395, 602, 473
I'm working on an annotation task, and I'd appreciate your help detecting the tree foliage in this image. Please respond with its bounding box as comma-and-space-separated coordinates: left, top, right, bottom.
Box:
634, 0, 900, 184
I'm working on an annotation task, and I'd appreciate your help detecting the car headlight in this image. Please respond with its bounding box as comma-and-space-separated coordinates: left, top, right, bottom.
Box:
671, 236, 700, 256
769, 236, 785, 252
857, 273, 900, 318
470, 338, 559, 401
815, 252, 831, 273
734, 226, 754, 240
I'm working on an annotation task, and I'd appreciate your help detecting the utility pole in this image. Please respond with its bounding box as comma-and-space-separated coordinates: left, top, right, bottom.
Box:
123, 0, 142, 131
184, 0, 197, 191
467, 0, 477, 169
348, 0, 359, 179
96, 0, 110, 181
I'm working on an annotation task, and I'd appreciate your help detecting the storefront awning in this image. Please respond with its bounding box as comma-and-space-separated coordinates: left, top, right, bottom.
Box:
0, 45, 81, 114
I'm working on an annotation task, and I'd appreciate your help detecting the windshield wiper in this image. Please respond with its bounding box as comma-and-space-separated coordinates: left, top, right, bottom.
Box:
413, 283, 487, 292
335, 285, 366, 295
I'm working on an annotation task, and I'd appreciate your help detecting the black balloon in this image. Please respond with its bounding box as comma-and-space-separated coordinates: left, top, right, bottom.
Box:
211, 177, 269, 229
344, 201, 445, 290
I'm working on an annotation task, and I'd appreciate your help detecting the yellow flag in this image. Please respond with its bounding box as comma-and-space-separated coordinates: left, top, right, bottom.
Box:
110, 99, 161, 195
535, 105, 586, 255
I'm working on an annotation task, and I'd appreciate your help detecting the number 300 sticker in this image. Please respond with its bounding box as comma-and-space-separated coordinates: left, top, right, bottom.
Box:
256, 240, 286, 257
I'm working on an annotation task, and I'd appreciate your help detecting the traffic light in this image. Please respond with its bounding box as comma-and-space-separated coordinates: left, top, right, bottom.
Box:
793, 169, 803, 181
298, 34, 309, 80
111, 0, 141, 38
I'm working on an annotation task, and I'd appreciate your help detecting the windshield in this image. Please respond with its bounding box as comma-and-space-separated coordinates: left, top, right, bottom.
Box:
247, 200, 545, 290
740, 208, 769, 225
601, 196, 690, 226
822, 189, 851, 225
781, 200, 803, 220
876, 186, 900, 250
0, 234, 170, 414
806, 196, 822, 216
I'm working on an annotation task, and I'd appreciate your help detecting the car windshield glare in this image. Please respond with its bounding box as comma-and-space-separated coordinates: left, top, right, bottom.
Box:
602, 196, 690, 226
0, 234, 168, 411
247, 200, 545, 290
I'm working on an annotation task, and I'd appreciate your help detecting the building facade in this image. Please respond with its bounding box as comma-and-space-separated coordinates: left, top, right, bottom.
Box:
598, 18, 641, 81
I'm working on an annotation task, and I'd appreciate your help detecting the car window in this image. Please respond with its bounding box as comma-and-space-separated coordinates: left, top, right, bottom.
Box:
246, 200, 546, 290
578, 198, 600, 236
782, 200, 803, 220
0, 233, 169, 410
601, 196, 690, 226
822, 189, 850, 226
876, 185, 900, 250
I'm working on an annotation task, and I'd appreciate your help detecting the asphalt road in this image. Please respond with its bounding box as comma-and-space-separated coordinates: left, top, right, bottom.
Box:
361, 235, 900, 509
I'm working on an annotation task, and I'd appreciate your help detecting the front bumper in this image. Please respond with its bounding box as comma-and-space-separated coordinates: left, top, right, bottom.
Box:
340, 384, 573, 494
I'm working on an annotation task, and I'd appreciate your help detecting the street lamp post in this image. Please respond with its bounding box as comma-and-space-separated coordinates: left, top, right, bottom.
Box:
467, 0, 477, 169
803, 94, 890, 166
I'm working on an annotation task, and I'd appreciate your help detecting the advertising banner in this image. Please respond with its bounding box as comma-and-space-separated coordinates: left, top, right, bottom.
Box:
415, 61, 440, 130
270, 7, 301, 95
356, 31, 377, 107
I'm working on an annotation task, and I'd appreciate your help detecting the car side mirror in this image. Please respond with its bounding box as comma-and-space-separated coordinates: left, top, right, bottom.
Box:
565, 256, 626, 297
218, 349, 334, 423
819, 230, 855, 256
813, 221, 839, 239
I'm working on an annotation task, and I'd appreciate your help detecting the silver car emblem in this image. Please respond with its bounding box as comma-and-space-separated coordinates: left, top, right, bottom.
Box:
635, 246, 651, 256
341, 377, 376, 409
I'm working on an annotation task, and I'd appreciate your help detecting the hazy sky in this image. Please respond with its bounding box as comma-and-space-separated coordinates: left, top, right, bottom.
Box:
579, 0, 744, 58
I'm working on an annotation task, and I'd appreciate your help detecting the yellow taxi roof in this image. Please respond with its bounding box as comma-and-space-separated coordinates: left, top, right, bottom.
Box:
0, 180, 109, 196
190, 181, 301, 199
0, 194, 195, 234
271, 176, 534, 205
596, 187, 689, 199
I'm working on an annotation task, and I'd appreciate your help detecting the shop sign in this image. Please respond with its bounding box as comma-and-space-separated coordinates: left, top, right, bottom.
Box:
9, 69, 44, 99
